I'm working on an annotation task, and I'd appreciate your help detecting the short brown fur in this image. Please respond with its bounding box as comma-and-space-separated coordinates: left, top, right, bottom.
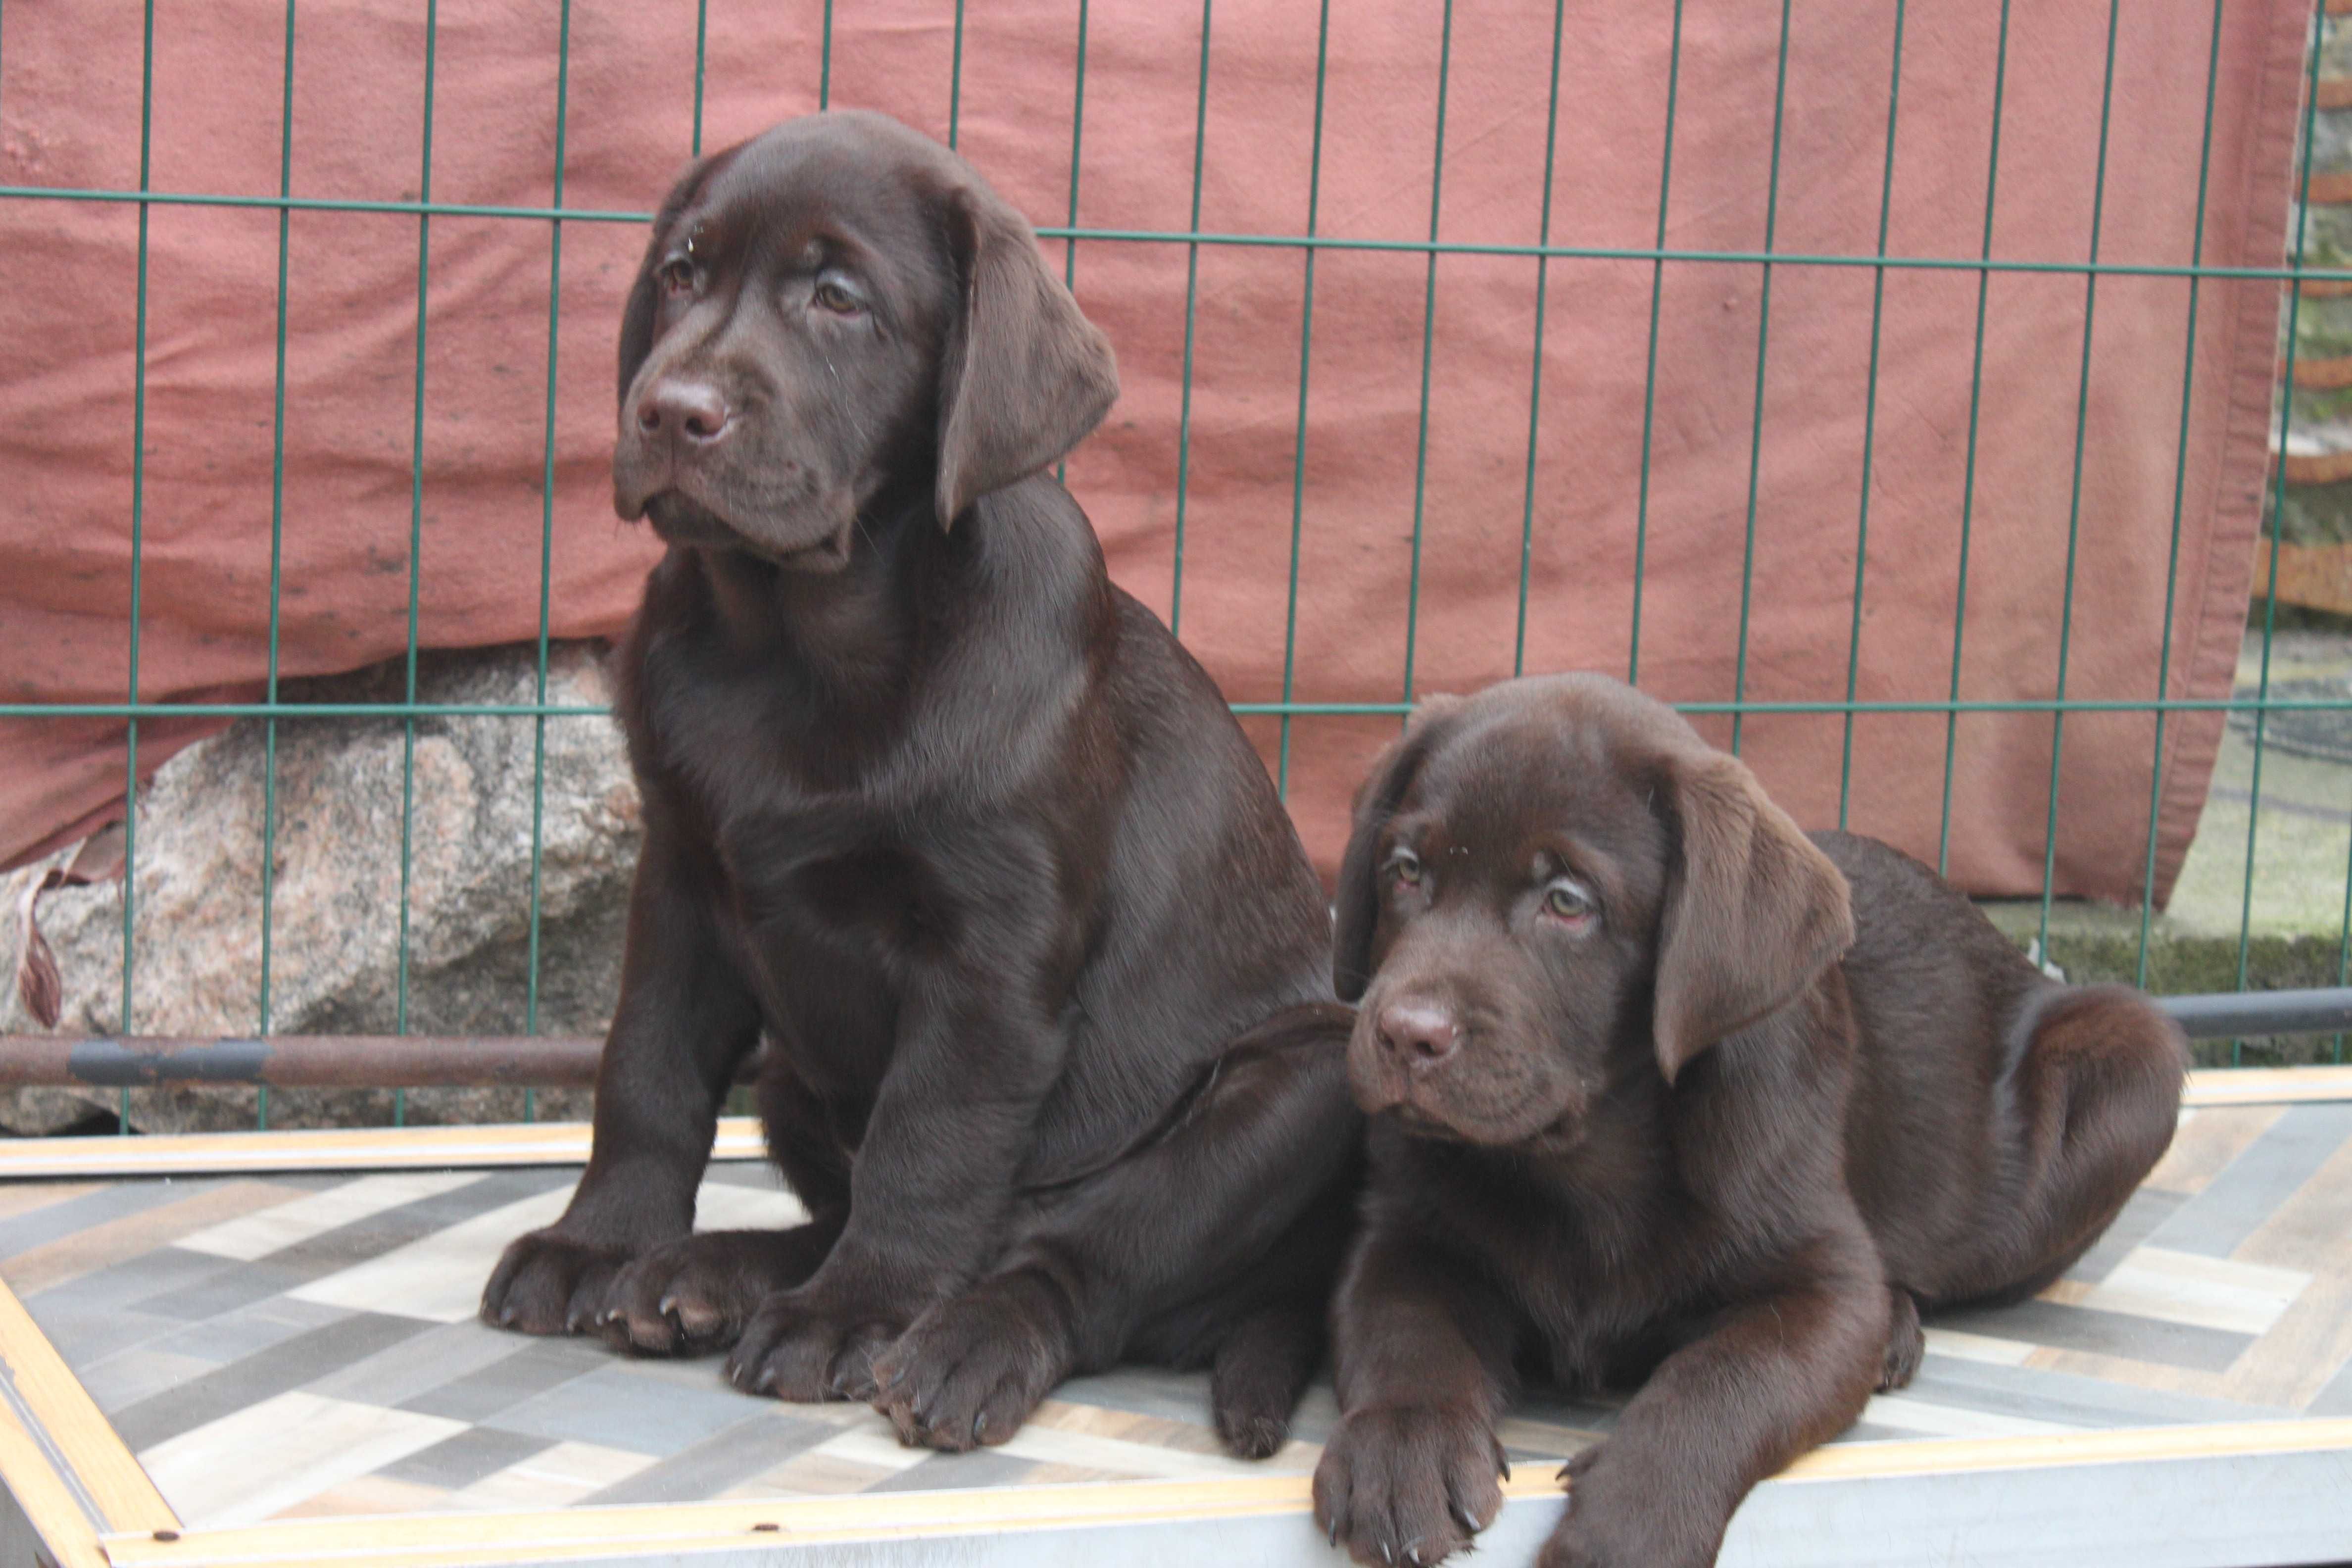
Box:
1316, 673, 2186, 1568
479, 111, 1358, 1458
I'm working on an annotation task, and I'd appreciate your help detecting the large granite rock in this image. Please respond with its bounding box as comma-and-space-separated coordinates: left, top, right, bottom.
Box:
3, 642, 639, 1132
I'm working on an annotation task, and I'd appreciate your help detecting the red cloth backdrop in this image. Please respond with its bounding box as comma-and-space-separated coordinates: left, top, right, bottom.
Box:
0, 0, 2305, 902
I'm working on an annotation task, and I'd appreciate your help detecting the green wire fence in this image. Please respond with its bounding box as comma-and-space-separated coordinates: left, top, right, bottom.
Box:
2, 0, 2350, 1138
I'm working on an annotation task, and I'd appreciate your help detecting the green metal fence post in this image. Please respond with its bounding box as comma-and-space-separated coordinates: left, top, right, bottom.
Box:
1835, 0, 1908, 830
1167, 0, 1215, 638
1274, 0, 1334, 798
1727, 0, 1796, 759
1396, 0, 1458, 714
1511, 0, 1569, 679
1625, 0, 1689, 687
2135, 0, 2231, 991
2235, 4, 2331, 1062
1937, 0, 2015, 877
393, 0, 443, 1129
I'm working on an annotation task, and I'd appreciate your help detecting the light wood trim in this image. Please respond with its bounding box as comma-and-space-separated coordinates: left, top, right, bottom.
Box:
0, 1117, 766, 1179
2183, 1065, 2352, 1107
1765, 1417, 2352, 1482
0, 1067, 2342, 1183
1495, 1417, 2352, 1499
98, 1475, 1314, 1567
0, 1275, 176, 1532
0, 1398, 110, 1568
89, 1419, 2352, 1567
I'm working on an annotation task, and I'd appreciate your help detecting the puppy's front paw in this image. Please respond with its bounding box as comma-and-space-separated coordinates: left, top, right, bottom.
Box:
1313, 1404, 1506, 1568
1539, 1445, 1715, 1568
724, 1284, 905, 1403
480, 1228, 636, 1336
870, 1273, 1071, 1451
600, 1234, 766, 1357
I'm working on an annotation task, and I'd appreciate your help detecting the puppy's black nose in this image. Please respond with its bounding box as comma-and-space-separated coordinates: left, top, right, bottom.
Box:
1376, 997, 1460, 1066
637, 378, 731, 444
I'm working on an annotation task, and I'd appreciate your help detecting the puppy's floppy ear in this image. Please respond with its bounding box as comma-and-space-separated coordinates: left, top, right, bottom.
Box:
1651, 748, 1854, 1084
1333, 696, 1465, 1003
618, 155, 716, 407
935, 184, 1119, 528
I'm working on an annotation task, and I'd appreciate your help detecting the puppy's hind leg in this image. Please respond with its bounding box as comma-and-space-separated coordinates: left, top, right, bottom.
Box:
1210, 1291, 1328, 1460
1978, 985, 2187, 1302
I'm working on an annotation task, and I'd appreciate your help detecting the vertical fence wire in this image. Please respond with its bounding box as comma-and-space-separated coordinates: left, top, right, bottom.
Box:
1727, 0, 1797, 758
2031, 0, 2127, 972
521, 0, 578, 1123
1936, 0, 2016, 877
253, 0, 303, 1131
946, 0, 965, 150
1274, 0, 1334, 798
691, 0, 709, 158
818, 0, 833, 111
393, 0, 442, 1129
1835, 1, 1908, 831
2135, 0, 2231, 992
1052, 0, 1088, 490
2236, 5, 2330, 1063
1395, 0, 1457, 713
1166, 0, 1214, 638
1625, 0, 1689, 687
116, 0, 160, 1132
1510, 0, 1569, 679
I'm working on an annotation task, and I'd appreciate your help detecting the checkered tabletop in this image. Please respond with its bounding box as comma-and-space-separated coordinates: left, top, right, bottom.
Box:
0, 1094, 2348, 1567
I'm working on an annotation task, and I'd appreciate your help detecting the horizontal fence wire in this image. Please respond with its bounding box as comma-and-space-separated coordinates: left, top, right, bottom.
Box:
4, 180, 2352, 282
1, 0, 2348, 1139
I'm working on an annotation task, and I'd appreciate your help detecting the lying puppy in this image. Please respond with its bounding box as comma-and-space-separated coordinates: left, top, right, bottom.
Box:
479, 111, 1359, 1458
1314, 674, 2186, 1568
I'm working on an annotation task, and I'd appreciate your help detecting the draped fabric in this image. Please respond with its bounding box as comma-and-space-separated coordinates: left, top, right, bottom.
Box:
0, 0, 2305, 902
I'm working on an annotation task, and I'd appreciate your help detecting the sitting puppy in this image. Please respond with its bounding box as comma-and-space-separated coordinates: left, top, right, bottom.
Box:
1314, 674, 2186, 1568
479, 111, 1359, 1458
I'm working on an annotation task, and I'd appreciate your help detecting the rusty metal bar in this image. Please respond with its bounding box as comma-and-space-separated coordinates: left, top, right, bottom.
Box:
0, 1034, 603, 1088
4, 994, 2352, 1094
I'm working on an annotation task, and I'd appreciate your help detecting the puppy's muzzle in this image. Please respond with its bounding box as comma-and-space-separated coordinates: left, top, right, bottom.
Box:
1375, 996, 1461, 1069
1348, 989, 1464, 1117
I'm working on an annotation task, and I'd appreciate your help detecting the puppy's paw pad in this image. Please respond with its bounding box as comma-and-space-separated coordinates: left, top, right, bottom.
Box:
1314, 1404, 1501, 1568
603, 1238, 763, 1358
480, 1229, 635, 1338
725, 1292, 900, 1404
1218, 1411, 1288, 1461
870, 1283, 1067, 1450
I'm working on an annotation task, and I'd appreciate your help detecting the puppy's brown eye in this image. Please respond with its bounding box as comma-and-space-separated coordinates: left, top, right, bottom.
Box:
657, 258, 695, 298
1383, 848, 1422, 887
1543, 879, 1595, 922
813, 276, 864, 314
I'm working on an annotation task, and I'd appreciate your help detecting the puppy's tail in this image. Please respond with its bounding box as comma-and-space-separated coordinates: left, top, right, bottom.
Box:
1988, 982, 2187, 1302
1210, 1298, 1324, 1460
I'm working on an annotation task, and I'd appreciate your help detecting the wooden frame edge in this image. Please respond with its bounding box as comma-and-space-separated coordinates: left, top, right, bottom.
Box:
0, 1117, 768, 1179
0, 1396, 111, 1568
0, 1067, 2341, 1180
0, 1274, 177, 1534
82, 1419, 2352, 1568
0, 1247, 2339, 1566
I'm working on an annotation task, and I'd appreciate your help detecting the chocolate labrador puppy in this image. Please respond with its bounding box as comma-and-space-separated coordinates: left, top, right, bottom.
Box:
478, 110, 1358, 1458
1315, 674, 2186, 1568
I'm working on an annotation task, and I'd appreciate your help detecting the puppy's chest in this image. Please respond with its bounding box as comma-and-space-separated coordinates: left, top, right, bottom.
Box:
1425, 1159, 1730, 1388
637, 675, 941, 936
